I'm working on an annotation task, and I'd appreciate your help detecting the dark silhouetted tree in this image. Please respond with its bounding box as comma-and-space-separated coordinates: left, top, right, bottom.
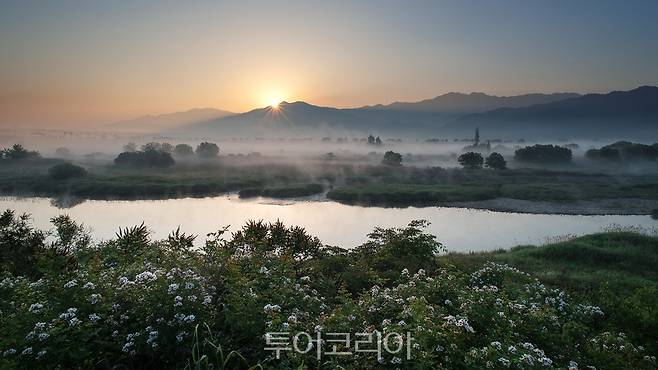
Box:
48, 163, 87, 180
114, 151, 175, 167
196, 142, 219, 158
458, 152, 484, 169
485, 152, 507, 170
514, 144, 572, 164
1, 144, 40, 160
382, 151, 402, 166
173, 144, 194, 157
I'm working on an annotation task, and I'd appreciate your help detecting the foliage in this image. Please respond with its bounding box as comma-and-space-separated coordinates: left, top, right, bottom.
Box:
196, 142, 220, 159
1, 144, 40, 161
485, 152, 507, 170
382, 151, 403, 166
514, 145, 572, 164
458, 152, 483, 169
174, 144, 195, 157
585, 147, 622, 162
1, 216, 656, 369
587, 141, 658, 162
48, 163, 87, 180
114, 150, 175, 168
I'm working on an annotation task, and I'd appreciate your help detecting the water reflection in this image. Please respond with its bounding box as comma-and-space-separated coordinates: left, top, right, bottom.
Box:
0, 196, 654, 252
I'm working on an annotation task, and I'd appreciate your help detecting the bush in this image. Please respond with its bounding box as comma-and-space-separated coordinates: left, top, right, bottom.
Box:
484, 152, 506, 170
1, 144, 40, 161
0, 217, 655, 369
458, 152, 483, 169
514, 144, 572, 164
48, 163, 87, 180
114, 151, 175, 168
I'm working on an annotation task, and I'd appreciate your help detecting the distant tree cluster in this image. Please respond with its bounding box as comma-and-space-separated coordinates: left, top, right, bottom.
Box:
586, 141, 658, 162
0, 144, 40, 161
514, 144, 572, 164
458, 152, 507, 170
115, 141, 220, 167
114, 150, 175, 168
48, 163, 87, 180
367, 135, 382, 145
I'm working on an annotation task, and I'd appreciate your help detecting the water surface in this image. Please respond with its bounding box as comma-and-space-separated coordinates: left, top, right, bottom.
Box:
0, 196, 654, 252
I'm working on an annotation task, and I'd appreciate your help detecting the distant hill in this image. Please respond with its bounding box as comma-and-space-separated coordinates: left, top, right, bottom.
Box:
363, 92, 580, 113
181, 101, 455, 137
446, 86, 658, 139
113, 108, 234, 132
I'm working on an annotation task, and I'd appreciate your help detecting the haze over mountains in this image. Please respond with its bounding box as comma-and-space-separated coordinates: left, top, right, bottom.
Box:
142, 87, 656, 140
113, 108, 233, 132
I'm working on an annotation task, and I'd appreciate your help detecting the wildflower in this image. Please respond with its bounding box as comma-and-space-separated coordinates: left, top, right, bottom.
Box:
183, 314, 195, 323
21, 347, 33, 356
348, 314, 356, 321
202, 295, 212, 305
38, 333, 49, 341
147, 331, 159, 347
69, 317, 81, 327
167, 283, 179, 294
185, 282, 194, 289
3, 349, 17, 357
314, 325, 323, 332
490, 341, 502, 350
300, 276, 311, 282
89, 313, 101, 324
174, 296, 183, 307
176, 332, 186, 343
259, 266, 270, 274
28, 303, 43, 313
33, 322, 46, 331
287, 315, 297, 323
435, 344, 444, 352
187, 295, 197, 302
569, 360, 579, 370
122, 342, 134, 353
401, 268, 409, 277
263, 304, 281, 313
498, 358, 511, 367
36, 350, 47, 360
391, 357, 402, 364
82, 282, 95, 290
135, 271, 157, 284
63, 279, 78, 289
89, 293, 102, 304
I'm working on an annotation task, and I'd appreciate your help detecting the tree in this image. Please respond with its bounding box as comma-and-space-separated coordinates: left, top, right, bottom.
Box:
458, 152, 484, 169
485, 152, 507, 170
160, 142, 174, 153
514, 144, 572, 164
196, 142, 219, 158
585, 147, 621, 162
141, 142, 163, 152
173, 144, 194, 157
367, 135, 375, 145
382, 151, 402, 166
48, 163, 87, 180
375, 136, 382, 145
1, 144, 40, 160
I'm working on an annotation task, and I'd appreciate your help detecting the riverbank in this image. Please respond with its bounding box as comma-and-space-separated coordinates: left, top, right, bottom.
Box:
444, 197, 658, 215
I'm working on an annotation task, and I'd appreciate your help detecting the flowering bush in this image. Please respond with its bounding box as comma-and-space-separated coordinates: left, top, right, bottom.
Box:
0, 211, 656, 369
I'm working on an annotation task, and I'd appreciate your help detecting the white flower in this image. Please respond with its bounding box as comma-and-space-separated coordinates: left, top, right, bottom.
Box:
498, 357, 511, 367
185, 282, 195, 290
135, 271, 157, 284
89, 293, 102, 304
63, 279, 78, 289
300, 276, 310, 282
314, 325, 323, 333
287, 315, 297, 323
263, 304, 281, 313
259, 266, 270, 274
168, 283, 179, 294
3, 349, 16, 357
401, 268, 409, 277
38, 333, 49, 341
202, 295, 212, 305
36, 350, 47, 360
21, 347, 33, 356
391, 357, 402, 364
569, 360, 579, 370
69, 317, 81, 327
176, 332, 185, 343
28, 303, 44, 313
490, 341, 502, 350
89, 313, 101, 324
122, 341, 134, 353
83, 282, 95, 290
187, 295, 197, 302
184, 314, 196, 323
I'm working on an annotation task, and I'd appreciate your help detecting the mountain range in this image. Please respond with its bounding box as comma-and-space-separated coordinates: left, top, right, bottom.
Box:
112, 108, 233, 132
130, 86, 657, 140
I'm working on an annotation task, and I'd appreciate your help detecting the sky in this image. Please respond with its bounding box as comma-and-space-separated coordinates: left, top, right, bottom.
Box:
1, 0, 658, 128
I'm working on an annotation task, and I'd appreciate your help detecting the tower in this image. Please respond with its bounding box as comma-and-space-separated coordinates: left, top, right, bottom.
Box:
474, 127, 480, 146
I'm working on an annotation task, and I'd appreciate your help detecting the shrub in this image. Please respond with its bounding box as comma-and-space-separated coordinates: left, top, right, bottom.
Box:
1, 144, 40, 161
458, 152, 484, 169
514, 144, 572, 164
484, 152, 507, 170
48, 163, 87, 180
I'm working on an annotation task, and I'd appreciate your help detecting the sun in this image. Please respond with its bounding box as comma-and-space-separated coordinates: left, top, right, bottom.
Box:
267, 97, 283, 109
